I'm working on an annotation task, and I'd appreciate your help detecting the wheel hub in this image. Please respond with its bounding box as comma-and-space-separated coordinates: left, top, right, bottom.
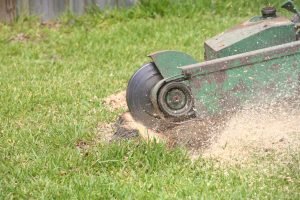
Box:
166, 89, 187, 110
158, 82, 194, 118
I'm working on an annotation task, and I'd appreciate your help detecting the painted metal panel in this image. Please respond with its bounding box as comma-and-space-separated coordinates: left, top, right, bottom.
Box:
69, 0, 86, 15
14, 0, 136, 21
16, 0, 29, 16
205, 16, 296, 60
27, 0, 67, 21
183, 41, 300, 118
93, 0, 136, 8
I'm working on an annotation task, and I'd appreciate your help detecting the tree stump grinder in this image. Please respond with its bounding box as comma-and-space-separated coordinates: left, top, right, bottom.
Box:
126, 0, 300, 130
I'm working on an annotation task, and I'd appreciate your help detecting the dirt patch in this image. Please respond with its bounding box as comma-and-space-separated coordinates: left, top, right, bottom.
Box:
96, 123, 116, 143
10, 32, 46, 43
103, 90, 127, 111
10, 33, 30, 42
97, 113, 166, 142
163, 117, 228, 151
41, 21, 62, 30
99, 90, 300, 165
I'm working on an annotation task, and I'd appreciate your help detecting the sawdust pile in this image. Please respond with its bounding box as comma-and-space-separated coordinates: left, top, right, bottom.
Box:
102, 91, 127, 111
202, 103, 300, 164
100, 91, 300, 164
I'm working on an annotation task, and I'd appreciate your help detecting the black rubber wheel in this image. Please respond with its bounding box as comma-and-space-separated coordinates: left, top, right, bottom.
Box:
126, 62, 163, 128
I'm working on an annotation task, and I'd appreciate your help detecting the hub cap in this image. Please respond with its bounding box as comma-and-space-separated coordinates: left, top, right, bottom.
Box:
158, 82, 194, 118
166, 89, 187, 110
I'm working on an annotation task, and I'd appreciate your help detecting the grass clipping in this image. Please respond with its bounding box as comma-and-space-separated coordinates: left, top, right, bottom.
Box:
101, 91, 300, 164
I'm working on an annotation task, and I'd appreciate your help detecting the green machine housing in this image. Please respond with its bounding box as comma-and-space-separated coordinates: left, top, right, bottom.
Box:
126, 1, 300, 128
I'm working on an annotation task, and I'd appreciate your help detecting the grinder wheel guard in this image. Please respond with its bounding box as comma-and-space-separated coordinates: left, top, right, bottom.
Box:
126, 63, 194, 128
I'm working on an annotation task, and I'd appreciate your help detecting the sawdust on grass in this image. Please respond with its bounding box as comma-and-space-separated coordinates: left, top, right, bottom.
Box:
202, 103, 300, 165
99, 90, 300, 165
103, 90, 127, 111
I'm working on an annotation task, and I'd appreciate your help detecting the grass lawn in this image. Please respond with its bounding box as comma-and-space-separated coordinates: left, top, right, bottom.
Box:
0, 1, 299, 199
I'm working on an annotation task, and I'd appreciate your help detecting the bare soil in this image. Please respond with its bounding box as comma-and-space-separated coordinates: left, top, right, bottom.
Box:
10, 33, 30, 42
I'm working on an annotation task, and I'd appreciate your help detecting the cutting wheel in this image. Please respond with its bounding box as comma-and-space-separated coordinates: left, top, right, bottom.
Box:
126, 62, 163, 128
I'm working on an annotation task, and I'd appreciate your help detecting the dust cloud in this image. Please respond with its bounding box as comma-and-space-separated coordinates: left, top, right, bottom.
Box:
100, 91, 300, 164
